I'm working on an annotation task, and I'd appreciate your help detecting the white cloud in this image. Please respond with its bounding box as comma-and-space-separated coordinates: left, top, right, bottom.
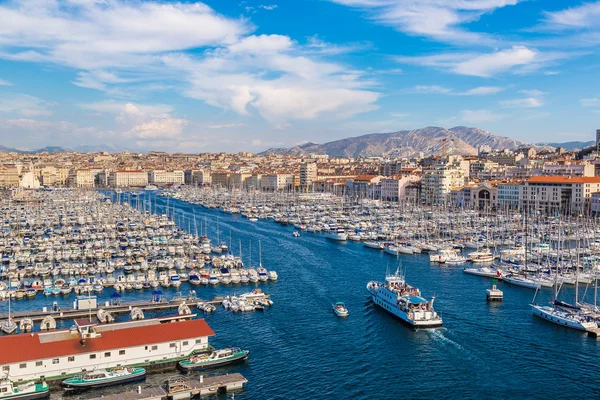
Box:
460, 86, 503, 95
259, 5, 278, 11
125, 116, 187, 139
543, 2, 600, 29
460, 109, 502, 123
409, 85, 452, 94
580, 98, 600, 107
228, 35, 293, 54
395, 46, 562, 77
0, 1, 379, 126
0, 93, 54, 117
500, 97, 543, 108
453, 46, 536, 77
0, 79, 11, 86
79, 101, 173, 115
208, 123, 245, 129
329, 0, 519, 43
500, 89, 545, 108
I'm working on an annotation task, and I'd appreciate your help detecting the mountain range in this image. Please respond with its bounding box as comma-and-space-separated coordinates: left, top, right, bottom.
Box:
0, 144, 132, 154
263, 126, 527, 158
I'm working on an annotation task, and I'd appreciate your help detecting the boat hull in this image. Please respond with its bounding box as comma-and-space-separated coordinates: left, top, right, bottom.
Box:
1, 390, 50, 400
62, 372, 146, 389
178, 352, 249, 371
367, 286, 442, 329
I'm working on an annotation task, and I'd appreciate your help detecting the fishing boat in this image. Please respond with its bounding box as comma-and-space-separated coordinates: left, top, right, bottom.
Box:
62, 367, 146, 389
0, 376, 50, 399
333, 302, 348, 317
178, 348, 249, 371
367, 265, 442, 328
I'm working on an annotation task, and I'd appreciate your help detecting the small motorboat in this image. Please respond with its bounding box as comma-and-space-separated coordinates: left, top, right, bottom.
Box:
1, 318, 17, 334
178, 348, 249, 371
0, 377, 50, 399
293, 231, 300, 237
333, 302, 349, 317
62, 367, 146, 389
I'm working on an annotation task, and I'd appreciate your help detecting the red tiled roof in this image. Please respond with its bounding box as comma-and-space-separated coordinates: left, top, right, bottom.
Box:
527, 176, 600, 184
354, 175, 377, 181
0, 319, 214, 365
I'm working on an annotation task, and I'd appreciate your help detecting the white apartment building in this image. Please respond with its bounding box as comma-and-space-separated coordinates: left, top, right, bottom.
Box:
521, 176, 600, 214
68, 169, 95, 187
260, 173, 293, 191
380, 175, 420, 202
421, 164, 466, 205
108, 170, 148, 187
541, 162, 595, 177
148, 170, 184, 185
300, 162, 318, 191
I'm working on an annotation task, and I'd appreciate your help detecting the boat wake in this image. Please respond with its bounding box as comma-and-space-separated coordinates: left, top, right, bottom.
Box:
427, 328, 465, 352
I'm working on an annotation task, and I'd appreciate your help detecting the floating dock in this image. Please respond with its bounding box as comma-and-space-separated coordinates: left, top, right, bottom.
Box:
87, 373, 248, 400
0, 297, 221, 324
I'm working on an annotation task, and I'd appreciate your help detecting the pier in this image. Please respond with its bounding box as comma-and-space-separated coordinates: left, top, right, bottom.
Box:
0, 296, 223, 324
87, 373, 248, 400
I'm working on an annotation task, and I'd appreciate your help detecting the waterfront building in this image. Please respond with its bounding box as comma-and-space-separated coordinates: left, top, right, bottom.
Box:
380, 175, 419, 202
0, 318, 214, 383
260, 173, 293, 192
497, 182, 522, 209
421, 164, 466, 205
211, 172, 230, 188
0, 166, 20, 187
521, 176, 600, 214
68, 168, 95, 187
148, 170, 185, 185
108, 170, 148, 187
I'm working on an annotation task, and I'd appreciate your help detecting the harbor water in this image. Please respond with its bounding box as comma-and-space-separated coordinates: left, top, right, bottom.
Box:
3, 191, 600, 399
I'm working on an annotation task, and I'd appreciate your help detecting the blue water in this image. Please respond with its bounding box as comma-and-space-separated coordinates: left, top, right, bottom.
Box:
3, 192, 600, 399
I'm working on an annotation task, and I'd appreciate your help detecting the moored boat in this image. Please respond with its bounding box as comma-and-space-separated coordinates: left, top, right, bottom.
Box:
0, 377, 49, 399
62, 367, 146, 389
178, 348, 249, 371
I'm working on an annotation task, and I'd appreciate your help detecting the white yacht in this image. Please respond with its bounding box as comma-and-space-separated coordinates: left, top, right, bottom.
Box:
531, 304, 597, 331
325, 226, 347, 241
429, 248, 466, 264
367, 267, 442, 328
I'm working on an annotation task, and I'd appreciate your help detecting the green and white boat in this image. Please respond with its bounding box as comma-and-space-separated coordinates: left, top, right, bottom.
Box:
0, 378, 49, 400
62, 367, 146, 390
178, 348, 250, 371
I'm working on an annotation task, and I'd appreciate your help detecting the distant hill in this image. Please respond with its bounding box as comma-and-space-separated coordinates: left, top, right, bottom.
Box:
263, 126, 526, 158
0, 144, 133, 154
536, 141, 595, 151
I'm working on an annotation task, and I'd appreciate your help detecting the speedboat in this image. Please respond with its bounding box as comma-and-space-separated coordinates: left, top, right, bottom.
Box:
62, 367, 146, 389
178, 348, 249, 371
333, 302, 349, 317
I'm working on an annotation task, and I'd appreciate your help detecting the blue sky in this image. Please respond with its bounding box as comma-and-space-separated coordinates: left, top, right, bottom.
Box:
0, 0, 599, 152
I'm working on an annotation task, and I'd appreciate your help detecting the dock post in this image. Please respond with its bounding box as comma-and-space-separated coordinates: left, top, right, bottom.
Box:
199, 374, 204, 383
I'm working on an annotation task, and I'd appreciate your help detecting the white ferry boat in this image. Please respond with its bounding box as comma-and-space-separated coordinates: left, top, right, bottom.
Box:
367, 267, 442, 328
144, 185, 159, 191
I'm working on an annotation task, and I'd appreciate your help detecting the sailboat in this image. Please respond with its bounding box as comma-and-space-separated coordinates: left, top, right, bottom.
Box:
530, 219, 597, 331
1, 297, 17, 334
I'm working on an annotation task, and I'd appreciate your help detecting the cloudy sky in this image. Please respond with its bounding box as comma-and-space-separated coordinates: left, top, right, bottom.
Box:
0, 0, 599, 152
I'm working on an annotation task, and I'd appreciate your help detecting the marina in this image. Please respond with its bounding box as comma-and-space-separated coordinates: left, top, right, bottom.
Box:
2, 189, 600, 399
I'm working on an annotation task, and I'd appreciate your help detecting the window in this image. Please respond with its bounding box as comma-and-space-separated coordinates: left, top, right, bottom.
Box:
89, 354, 96, 360
195, 339, 202, 344
169, 343, 176, 348
182, 341, 188, 346
19, 363, 26, 369
104, 352, 111, 358
68, 357, 75, 362
151, 345, 158, 351
36, 361, 43, 367
52, 359, 59, 364
119, 350, 125, 355
2, 366, 9, 372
